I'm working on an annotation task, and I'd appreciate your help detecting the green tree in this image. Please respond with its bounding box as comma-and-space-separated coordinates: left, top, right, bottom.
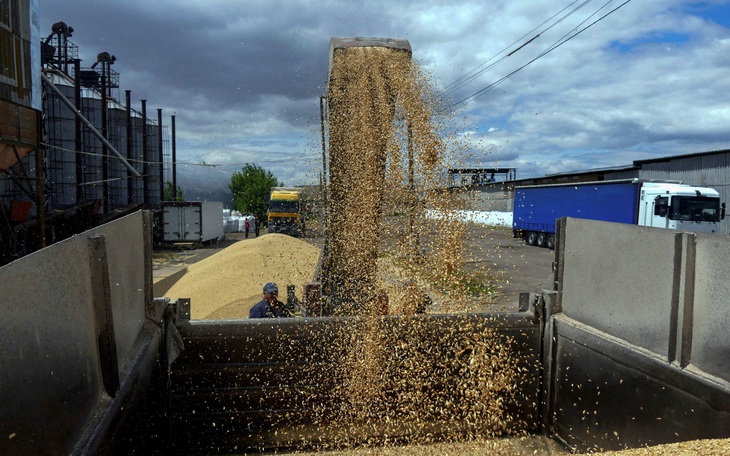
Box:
163, 181, 184, 201
229, 163, 281, 222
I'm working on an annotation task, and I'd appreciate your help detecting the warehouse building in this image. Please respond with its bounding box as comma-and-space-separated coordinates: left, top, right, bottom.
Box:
466, 148, 730, 236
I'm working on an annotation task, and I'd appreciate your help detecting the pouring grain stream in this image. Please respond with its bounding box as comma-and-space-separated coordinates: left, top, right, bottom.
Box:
294, 41, 534, 449
166, 41, 529, 450
323, 44, 464, 315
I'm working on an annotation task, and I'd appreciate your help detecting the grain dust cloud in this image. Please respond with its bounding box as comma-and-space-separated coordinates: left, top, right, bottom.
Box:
323, 43, 484, 316
298, 42, 533, 450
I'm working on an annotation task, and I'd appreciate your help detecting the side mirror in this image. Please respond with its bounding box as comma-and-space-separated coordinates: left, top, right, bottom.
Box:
721, 202, 726, 220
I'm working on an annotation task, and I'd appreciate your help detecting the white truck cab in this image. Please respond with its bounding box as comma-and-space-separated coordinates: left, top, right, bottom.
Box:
638, 182, 726, 233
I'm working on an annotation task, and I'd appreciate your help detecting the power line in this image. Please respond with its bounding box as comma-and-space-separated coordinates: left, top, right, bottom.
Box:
179, 154, 321, 168
41, 142, 319, 168
449, 0, 632, 109
42, 142, 164, 166
444, 0, 590, 96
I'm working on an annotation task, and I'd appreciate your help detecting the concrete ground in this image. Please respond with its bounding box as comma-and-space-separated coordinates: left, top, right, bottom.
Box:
153, 224, 555, 309
463, 224, 556, 310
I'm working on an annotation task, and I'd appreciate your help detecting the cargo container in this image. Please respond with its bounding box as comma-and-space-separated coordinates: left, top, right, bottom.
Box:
513, 179, 726, 249
3, 212, 729, 455
162, 201, 224, 244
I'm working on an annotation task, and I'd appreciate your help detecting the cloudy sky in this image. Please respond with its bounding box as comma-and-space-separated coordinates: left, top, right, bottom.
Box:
38, 1, 730, 188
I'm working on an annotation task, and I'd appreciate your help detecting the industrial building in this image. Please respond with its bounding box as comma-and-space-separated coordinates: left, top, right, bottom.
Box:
1, 2, 173, 265
464, 149, 730, 236
3, 2, 728, 268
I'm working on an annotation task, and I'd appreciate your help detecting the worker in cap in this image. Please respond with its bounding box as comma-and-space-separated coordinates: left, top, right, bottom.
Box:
249, 282, 294, 318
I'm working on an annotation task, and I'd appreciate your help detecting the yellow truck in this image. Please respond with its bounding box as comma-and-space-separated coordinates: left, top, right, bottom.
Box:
267, 187, 304, 236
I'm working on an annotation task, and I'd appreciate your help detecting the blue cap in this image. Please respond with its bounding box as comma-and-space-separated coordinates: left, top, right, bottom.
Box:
263, 282, 278, 293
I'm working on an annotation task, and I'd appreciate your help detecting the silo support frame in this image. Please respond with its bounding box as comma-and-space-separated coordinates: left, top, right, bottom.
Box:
40, 73, 140, 177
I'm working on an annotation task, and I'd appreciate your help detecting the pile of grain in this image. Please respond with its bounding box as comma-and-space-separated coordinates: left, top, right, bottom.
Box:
275, 433, 730, 455
286, 435, 566, 455
163, 233, 320, 319
583, 437, 730, 455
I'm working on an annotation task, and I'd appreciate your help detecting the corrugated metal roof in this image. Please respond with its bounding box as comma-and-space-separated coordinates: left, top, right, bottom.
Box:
633, 148, 730, 165
542, 163, 639, 178
174, 163, 235, 207
526, 148, 730, 180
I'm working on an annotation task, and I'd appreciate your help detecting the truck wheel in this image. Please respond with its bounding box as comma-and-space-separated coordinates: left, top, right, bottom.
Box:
546, 234, 556, 250
536, 232, 546, 247
526, 231, 538, 246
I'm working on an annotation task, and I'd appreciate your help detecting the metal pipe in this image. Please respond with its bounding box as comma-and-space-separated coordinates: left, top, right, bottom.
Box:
125, 90, 134, 205
319, 95, 329, 290
35, 121, 46, 248
38, 64, 48, 247
101, 74, 109, 213
74, 60, 83, 203
407, 121, 418, 253
41, 72, 140, 177
157, 108, 164, 201
171, 115, 177, 197
319, 95, 328, 213
141, 99, 148, 203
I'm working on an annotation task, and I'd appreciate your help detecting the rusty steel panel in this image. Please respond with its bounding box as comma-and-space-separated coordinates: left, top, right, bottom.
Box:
0, 99, 39, 171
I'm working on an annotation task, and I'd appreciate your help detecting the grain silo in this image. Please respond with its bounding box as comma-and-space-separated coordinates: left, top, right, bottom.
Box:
43, 70, 79, 210
0, 10, 174, 265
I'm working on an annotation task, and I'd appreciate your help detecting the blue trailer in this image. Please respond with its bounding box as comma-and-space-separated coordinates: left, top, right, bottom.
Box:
513, 179, 724, 249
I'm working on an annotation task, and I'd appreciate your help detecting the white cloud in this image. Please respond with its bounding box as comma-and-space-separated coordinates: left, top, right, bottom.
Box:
38, 0, 730, 187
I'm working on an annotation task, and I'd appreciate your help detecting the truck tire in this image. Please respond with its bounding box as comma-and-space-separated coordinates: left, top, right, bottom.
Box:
546, 234, 556, 250
526, 231, 538, 246
536, 232, 546, 247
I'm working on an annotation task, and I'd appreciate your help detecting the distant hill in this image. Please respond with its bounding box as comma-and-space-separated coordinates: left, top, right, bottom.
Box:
173, 163, 235, 208
172, 163, 317, 209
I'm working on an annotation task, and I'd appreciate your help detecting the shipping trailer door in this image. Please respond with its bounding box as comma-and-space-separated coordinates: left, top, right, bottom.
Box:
162, 206, 182, 242
163, 204, 202, 242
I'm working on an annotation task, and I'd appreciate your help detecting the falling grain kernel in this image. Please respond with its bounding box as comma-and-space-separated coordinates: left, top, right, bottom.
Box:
160, 41, 729, 456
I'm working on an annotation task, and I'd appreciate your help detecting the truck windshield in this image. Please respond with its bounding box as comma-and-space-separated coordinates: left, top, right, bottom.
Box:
669, 196, 721, 222
269, 201, 299, 213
